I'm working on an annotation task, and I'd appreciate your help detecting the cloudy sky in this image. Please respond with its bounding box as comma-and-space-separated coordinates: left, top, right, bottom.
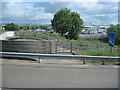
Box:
1, 1, 118, 25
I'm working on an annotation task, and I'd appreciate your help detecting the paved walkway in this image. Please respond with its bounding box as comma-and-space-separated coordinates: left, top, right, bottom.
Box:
2, 63, 118, 88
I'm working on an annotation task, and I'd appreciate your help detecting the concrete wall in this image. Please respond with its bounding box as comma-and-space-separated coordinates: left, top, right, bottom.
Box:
1, 40, 56, 54
0, 31, 15, 40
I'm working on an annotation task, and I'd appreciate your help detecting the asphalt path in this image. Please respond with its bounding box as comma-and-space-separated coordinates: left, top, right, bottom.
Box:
1, 63, 118, 88
0, 64, 1, 89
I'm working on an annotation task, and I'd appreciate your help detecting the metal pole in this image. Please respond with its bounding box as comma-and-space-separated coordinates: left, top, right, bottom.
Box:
97, 43, 98, 49
49, 40, 51, 54
110, 47, 112, 54
70, 40, 72, 53
83, 60, 86, 64
38, 58, 40, 63
102, 60, 105, 65
56, 40, 57, 53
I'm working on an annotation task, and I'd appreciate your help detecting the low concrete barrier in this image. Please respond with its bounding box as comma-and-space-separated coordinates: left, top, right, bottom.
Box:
0, 31, 15, 40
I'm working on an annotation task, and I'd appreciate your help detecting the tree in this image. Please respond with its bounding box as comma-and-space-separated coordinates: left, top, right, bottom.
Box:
20, 26, 23, 30
67, 12, 83, 39
4, 23, 20, 31
42, 25, 47, 30
107, 25, 120, 45
31, 26, 36, 30
23, 26, 28, 30
51, 8, 83, 39
35, 26, 39, 29
39, 25, 47, 30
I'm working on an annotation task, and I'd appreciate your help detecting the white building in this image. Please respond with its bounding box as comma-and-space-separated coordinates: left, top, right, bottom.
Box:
0, 25, 5, 30
82, 25, 110, 34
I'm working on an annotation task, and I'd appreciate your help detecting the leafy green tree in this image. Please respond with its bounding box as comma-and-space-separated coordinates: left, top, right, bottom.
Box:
42, 25, 47, 30
107, 25, 120, 45
51, 8, 71, 36
39, 25, 47, 30
67, 12, 83, 39
4, 23, 20, 31
51, 8, 83, 39
23, 26, 27, 30
20, 26, 23, 30
35, 26, 39, 29
22, 26, 29, 30
32, 26, 36, 30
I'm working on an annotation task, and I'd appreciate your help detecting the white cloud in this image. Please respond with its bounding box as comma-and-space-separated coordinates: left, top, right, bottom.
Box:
2, 2, 54, 25
3, 2, 34, 17
95, 14, 106, 16
2, 2, 118, 25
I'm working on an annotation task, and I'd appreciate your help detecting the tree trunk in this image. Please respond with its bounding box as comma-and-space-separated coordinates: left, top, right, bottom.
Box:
61, 33, 64, 36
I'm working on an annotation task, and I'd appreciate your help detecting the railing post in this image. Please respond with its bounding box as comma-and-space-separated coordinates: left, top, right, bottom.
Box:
49, 40, 51, 54
56, 40, 57, 53
102, 60, 105, 65
38, 58, 40, 63
70, 40, 72, 53
83, 60, 86, 64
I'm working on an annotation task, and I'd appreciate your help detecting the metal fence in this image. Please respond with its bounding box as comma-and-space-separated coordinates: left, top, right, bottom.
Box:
55, 40, 119, 55
56, 40, 72, 53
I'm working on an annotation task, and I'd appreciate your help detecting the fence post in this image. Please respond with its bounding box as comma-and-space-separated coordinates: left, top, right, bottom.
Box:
70, 40, 72, 53
118, 47, 120, 53
49, 40, 51, 54
97, 43, 98, 49
56, 40, 57, 53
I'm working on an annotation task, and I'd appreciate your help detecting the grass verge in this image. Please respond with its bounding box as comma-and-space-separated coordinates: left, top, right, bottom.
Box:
0, 29, 6, 35
76, 50, 119, 57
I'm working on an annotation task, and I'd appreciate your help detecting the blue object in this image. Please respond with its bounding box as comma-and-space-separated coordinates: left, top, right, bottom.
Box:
109, 32, 115, 47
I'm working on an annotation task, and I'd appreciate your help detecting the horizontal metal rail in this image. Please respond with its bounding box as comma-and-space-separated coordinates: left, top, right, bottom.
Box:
0, 52, 119, 61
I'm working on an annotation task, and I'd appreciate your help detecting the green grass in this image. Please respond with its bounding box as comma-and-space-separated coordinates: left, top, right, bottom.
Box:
37, 32, 67, 40
76, 50, 118, 56
18, 32, 67, 40
87, 60, 120, 64
0, 29, 6, 35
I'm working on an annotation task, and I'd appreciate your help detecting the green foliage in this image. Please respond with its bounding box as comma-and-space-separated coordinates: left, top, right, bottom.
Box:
51, 8, 83, 39
0, 29, 6, 35
40, 32, 67, 40
39, 25, 47, 30
35, 26, 39, 29
4, 23, 20, 31
107, 25, 120, 45
23, 26, 29, 30
18, 31, 67, 40
66, 12, 83, 40
31, 26, 36, 30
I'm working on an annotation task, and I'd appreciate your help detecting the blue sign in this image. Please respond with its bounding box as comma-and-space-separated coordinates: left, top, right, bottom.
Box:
109, 32, 115, 47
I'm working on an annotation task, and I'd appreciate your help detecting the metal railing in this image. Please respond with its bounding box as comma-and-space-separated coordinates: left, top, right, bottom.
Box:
1, 52, 119, 64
